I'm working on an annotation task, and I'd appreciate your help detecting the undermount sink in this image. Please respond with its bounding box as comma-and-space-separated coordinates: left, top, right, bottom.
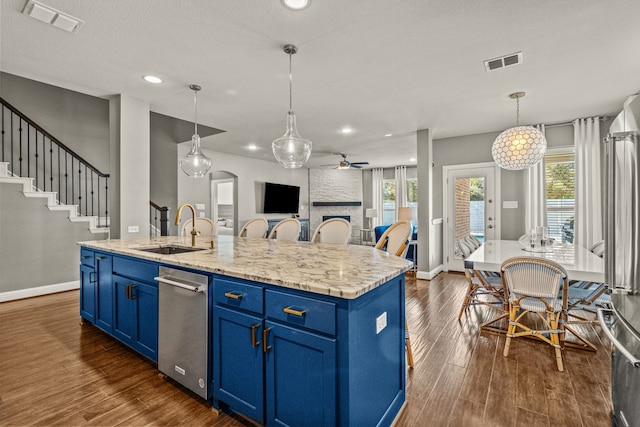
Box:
138, 245, 205, 255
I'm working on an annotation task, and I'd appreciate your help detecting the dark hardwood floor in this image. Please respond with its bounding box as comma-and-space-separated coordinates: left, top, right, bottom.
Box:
0, 272, 612, 426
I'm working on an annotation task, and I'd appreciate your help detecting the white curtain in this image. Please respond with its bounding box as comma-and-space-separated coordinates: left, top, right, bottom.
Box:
574, 117, 602, 248
525, 124, 547, 233
371, 168, 384, 228
395, 165, 407, 220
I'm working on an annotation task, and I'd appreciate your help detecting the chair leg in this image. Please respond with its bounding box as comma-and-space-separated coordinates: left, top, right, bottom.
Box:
457, 282, 477, 320
549, 312, 564, 371
405, 320, 414, 368
503, 304, 516, 357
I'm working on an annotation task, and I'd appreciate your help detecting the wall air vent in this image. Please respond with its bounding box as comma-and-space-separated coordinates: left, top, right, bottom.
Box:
484, 52, 523, 72
22, 0, 84, 34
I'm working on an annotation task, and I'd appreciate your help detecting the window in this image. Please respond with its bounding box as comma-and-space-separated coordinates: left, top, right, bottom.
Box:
406, 178, 418, 209
382, 180, 395, 224
545, 151, 575, 242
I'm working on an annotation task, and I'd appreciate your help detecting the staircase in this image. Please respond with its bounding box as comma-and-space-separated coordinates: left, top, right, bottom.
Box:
0, 162, 109, 234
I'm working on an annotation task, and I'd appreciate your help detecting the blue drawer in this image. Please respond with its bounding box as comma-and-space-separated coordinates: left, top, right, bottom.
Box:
265, 290, 336, 336
214, 277, 264, 314
80, 247, 95, 267
112, 256, 158, 284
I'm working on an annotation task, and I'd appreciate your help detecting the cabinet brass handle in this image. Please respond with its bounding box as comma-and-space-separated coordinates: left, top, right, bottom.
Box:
96, 256, 105, 260
125, 284, 131, 299
263, 327, 272, 353
129, 284, 136, 299
81, 255, 91, 259
250, 323, 260, 347
89, 271, 96, 283
283, 307, 306, 317
224, 291, 243, 300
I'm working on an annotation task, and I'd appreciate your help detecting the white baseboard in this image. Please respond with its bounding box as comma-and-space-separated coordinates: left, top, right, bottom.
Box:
0, 281, 79, 303
416, 264, 443, 281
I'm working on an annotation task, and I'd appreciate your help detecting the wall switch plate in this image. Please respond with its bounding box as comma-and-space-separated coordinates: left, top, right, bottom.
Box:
127, 225, 139, 233
199, 212, 205, 218
195, 203, 205, 210
376, 312, 387, 334
503, 201, 518, 209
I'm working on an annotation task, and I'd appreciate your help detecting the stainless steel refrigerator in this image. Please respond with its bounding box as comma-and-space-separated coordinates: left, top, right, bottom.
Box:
599, 94, 640, 427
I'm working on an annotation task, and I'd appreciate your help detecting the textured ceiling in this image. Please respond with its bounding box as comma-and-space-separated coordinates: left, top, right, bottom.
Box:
2, 0, 640, 169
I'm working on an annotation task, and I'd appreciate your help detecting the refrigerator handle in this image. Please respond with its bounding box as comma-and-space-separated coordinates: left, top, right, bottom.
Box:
597, 308, 640, 368
604, 135, 616, 287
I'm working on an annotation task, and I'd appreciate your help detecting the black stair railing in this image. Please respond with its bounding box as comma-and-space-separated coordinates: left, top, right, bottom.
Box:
150, 201, 170, 236
0, 97, 109, 227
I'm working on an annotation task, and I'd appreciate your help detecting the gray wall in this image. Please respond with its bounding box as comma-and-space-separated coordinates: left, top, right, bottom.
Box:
0, 182, 106, 292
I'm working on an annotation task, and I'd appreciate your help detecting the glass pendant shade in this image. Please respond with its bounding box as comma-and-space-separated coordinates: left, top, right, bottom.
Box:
272, 111, 312, 168
180, 84, 212, 178
492, 125, 546, 170
180, 134, 212, 178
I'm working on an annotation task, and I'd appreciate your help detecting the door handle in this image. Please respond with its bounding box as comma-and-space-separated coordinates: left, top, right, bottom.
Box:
250, 323, 260, 347
263, 327, 272, 353
487, 225, 494, 229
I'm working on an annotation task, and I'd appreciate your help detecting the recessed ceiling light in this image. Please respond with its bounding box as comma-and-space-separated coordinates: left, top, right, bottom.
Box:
341, 127, 353, 134
142, 75, 163, 84
281, 0, 311, 10
385, 133, 393, 137
247, 144, 258, 151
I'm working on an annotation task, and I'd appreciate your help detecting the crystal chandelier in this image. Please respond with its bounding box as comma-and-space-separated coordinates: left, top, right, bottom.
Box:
180, 84, 212, 178
491, 92, 546, 170
272, 44, 312, 169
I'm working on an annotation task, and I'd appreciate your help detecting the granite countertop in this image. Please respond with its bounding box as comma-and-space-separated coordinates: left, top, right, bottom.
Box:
79, 236, 412, 299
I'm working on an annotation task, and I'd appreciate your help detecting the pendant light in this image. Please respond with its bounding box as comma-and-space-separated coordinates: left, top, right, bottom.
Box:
180, 84, 212, 178
491, 92, 546, 170
272, 44, 312, 169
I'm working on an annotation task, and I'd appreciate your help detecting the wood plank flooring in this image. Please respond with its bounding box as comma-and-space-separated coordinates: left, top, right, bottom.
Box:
0, 272, 612, 426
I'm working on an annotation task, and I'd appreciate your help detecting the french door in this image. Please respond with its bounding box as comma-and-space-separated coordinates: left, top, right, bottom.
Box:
443, 163, 500, 272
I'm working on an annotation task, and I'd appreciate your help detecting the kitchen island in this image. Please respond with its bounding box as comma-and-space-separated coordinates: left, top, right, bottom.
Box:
79, 235, 412, 427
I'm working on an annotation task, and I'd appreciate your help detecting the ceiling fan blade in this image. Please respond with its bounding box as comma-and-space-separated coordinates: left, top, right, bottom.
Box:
351, 164, 363, 169
350, 161, 369, 165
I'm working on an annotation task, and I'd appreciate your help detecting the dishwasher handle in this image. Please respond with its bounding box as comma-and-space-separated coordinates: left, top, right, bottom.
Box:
597, 308, 640, 368
155, 276, 203, 293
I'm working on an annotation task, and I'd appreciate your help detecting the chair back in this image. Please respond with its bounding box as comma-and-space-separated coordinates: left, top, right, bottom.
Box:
589, 240, 605, 258
238, 218, 269, 238
268, 218, 301, 241
456, 239, 473, 258
311, 218, 351, 245
375, 220, 412, 257
501, 257, 568, 301
464, 235, 481, 250
181, 217, 215, 237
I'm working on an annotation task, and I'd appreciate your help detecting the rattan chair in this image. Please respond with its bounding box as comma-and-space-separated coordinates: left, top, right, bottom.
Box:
501, 257, 569, 371
267, 218, 301, 241
375, 220, 414, 368
311, 218, 351, 245
238, 218, 269, 238
458, 267, 506, 331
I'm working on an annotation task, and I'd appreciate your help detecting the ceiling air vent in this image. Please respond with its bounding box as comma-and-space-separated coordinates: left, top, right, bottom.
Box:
22, 0, 84, 33
484, 52, 523, 72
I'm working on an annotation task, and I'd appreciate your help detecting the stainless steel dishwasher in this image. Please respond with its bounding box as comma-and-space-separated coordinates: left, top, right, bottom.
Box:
156, 266, 209, 399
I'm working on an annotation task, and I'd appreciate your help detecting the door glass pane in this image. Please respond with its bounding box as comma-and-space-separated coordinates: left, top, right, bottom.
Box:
454, 177, 485, 258
382, 180, 396, 224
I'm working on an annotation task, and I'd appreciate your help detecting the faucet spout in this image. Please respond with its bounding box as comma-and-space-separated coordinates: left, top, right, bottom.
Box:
175, 203, 199, 247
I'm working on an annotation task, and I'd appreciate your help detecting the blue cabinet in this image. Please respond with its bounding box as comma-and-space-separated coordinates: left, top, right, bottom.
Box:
79, 248, 113, 333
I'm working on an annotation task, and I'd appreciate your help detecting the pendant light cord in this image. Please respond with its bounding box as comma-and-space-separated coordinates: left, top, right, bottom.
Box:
516, 96, 520, 126
194, 89, 199, 135
289, 52, 293, 113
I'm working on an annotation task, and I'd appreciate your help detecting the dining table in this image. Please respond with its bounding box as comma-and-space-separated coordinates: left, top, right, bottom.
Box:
465, 239, 605, 351
465, 239, 605, 283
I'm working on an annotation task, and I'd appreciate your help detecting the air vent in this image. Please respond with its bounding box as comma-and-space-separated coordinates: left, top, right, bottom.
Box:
484, 52, 523, 72
22, 0, 83, 33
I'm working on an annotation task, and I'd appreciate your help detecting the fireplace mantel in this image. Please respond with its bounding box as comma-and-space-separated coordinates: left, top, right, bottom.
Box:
312, 201, 362, 207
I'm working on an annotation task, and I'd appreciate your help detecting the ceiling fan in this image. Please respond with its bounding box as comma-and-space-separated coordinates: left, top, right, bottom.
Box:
321, 153, 370, 169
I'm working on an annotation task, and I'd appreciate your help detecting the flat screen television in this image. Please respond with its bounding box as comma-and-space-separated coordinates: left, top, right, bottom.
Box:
263, 182, 300, 214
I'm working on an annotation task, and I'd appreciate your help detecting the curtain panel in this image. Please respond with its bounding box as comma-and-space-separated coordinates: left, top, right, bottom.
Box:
574, 117, 602, 248
395, 165, 407, 220
371, 168, 384, 228
525, 124, 547, 233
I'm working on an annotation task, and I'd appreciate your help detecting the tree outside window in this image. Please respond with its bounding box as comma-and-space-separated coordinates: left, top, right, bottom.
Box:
383, 180, 395, 224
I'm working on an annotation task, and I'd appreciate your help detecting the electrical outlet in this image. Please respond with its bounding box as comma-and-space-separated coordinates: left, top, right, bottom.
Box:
127, 225, 139, 233
376, 312, 387, 334
195, 203, 205, 210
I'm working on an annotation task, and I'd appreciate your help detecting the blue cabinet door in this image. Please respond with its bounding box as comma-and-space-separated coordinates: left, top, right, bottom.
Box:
95, 255, 113, 333
214, 306, 265, 423
132, 281, 158, 361
79, 264, 96, 323
113, 275, 135, 345
265, 322, 337, 427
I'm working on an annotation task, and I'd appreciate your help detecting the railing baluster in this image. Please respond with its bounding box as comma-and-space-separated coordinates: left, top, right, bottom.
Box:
27, 123, 30, 178
1, 105, 5, 162
57, 145, 61, 202
64, 153, 68, 204
42, 133, 46, 191
10, 111, 14, 175
84, 164, 88, 216
77, 161, 82, 216
18, 117, 23, 177
90, 172, 94, 216
49, 139, 53, 193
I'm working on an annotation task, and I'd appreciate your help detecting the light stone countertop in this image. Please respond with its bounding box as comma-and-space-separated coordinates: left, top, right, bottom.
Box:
79, 236, 412, 299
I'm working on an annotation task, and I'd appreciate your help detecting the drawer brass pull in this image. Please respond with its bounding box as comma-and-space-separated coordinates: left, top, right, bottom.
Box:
263, 327, 272, 353
224, 291, 243, 300
283, 307, 306, 317
250, 323, 260, 347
